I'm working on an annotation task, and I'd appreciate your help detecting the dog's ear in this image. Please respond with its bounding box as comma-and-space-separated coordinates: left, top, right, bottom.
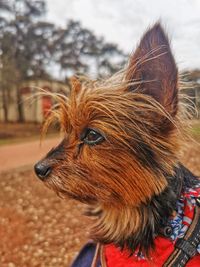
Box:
126, 23, 178, 117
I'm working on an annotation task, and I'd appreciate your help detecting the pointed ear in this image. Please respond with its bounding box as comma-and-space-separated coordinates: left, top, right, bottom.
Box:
126, 23, 178, 117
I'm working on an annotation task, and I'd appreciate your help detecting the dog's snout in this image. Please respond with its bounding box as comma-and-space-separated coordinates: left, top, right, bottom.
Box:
34, 162, 52, 180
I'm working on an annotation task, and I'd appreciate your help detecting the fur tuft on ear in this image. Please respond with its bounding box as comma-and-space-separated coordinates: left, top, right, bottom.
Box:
126, 23, 178, 117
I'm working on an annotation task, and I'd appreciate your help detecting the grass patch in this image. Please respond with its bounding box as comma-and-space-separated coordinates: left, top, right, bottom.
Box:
0, 122, 59, 146
0, 133, 58, 146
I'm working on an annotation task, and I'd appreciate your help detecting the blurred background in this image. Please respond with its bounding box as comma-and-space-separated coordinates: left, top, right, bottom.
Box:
0, 0, 200, 266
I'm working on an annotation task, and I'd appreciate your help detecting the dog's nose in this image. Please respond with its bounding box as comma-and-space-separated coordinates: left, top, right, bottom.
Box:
34, 162, 52, 180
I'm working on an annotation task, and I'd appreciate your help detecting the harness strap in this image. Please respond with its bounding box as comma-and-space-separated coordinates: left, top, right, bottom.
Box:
100, 244, 107, 267
91, 243, 101, 267
91, 243, 107, 267
163, 197, 200, 267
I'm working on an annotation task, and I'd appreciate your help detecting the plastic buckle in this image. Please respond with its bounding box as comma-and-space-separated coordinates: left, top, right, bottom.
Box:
175, 238, 197, 258
196, 197, 200, 207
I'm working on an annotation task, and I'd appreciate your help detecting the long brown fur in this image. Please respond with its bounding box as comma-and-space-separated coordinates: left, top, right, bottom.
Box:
35, 23, 192, 255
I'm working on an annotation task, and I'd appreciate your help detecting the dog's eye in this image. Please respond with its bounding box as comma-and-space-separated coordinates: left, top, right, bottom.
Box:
83, 129, 104, 146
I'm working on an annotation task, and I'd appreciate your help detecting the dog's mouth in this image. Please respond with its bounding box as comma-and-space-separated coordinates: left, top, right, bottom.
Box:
65, 191, 97, 203
35, 165, 98, 204
47, 181, 97, 204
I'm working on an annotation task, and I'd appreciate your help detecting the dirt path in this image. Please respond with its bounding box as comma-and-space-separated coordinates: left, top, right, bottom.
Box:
0, 137, 61, 173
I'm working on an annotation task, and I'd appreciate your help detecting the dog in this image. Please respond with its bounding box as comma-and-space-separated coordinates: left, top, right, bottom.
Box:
34, 23, 200, 266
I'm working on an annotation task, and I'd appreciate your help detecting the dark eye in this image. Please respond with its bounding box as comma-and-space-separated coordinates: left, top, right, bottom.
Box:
83, 129, 104, 146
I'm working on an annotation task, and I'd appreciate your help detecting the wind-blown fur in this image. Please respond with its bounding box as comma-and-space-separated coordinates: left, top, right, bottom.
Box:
35, 23, 198, 257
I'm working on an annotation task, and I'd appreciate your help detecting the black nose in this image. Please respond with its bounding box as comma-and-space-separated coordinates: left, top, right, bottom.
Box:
34, 162, 52, 180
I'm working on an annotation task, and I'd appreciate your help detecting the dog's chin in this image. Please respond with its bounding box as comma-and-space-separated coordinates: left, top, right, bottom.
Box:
43, 175, 97, 204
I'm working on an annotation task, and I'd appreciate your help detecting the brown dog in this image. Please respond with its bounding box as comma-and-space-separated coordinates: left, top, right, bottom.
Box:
35, 23, 200, 266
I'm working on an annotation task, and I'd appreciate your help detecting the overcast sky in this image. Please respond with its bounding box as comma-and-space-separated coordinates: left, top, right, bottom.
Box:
45, 0, 200, 71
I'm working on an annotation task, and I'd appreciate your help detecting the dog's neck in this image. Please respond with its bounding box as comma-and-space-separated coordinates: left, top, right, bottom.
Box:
87, 164, 199, 256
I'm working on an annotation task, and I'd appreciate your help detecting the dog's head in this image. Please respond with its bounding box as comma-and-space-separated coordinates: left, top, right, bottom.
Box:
35, 23, 180, 209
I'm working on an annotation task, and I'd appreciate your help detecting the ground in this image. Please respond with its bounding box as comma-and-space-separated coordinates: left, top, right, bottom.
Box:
0, 122, 200, 267
0, 170, 89, 267
0, 138, 60, 172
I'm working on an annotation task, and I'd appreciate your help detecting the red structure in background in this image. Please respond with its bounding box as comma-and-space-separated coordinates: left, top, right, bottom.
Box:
0, 80, 70, 123
42, 96, 52, 118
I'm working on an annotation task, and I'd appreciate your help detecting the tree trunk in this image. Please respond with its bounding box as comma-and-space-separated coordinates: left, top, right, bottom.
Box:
16, 86, 24, 123
2, 87, 8, 122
